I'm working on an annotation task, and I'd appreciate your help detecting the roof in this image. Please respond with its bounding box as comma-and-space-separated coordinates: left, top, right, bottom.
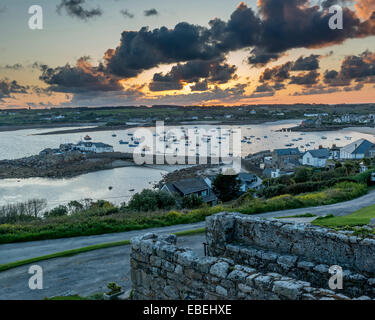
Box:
167, 177, 210, 195
238, 173, 258, 182
341, 139, 374, 155
274, 148, 301, 156
305, 148, 330, 159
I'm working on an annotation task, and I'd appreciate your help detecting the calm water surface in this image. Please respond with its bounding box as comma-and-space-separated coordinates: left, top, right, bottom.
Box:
0, 121, 374, 207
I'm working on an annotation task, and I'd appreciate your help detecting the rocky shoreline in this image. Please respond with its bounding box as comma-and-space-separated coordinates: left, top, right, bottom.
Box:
0, 151, 136, 180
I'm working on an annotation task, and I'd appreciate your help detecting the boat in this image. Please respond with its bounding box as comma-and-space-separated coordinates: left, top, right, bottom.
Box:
84, 135, 92, 141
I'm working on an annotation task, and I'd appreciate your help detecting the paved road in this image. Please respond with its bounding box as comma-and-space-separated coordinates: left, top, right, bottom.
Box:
1, 189, 374, 265
0, 234, 205, 300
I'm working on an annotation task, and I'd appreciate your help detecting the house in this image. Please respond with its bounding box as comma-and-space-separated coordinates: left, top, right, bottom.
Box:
237, 173, 262, 193
329, 145, 341, 160
340, 139, 375, 159
74, 142, 114, 153
302, 148, 330, 167
161, 177, 218, 206
272, 148, 302, 169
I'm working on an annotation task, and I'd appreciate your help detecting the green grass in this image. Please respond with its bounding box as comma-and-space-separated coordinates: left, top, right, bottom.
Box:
0, 181, 369, 245
312, 204, 375, 228
0, 228, 205, 273
276, 213, 317, 219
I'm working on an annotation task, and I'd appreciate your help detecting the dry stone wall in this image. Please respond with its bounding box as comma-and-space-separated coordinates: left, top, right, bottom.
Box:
206, 212, 375, 298
130, 233, 352, 300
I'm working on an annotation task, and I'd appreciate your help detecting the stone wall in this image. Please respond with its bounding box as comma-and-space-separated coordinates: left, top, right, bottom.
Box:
130, 233, 352, 300
206, 212, 375, 298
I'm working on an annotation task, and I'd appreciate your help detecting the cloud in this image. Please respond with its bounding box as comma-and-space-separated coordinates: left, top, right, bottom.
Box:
291, 55, 321, 71
105, 22, 221, 78
144, 8, 158, 17
35, 1, 375, 106
324, 50, 375, 86
120, 9, 134, 19
0, 64, 23, 71
149, 58, 237, 92
38, 57, 123, 94
0, 79, 28, 101
57, 0, 102, 20
260, 62, 293, 83
292, 84, 341, 96
289, 70, 320, 87
355, 0, 375, 20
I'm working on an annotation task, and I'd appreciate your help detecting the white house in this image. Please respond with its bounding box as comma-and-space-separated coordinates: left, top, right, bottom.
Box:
340, 139, 375, 159
74, 142, 114, 153
302, 148, 330, 167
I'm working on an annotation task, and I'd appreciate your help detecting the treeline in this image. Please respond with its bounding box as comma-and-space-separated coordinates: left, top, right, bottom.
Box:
259, 163, 374, 199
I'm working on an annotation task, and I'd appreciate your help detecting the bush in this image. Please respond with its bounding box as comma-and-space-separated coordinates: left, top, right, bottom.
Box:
212, 174, 240, 202
127, 189, 176, 212
44, 205, 68, 218
181, 194, 204, 209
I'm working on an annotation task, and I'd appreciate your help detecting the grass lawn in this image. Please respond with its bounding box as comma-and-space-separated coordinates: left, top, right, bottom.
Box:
276, 213, 317, 219
312, 204, 375, 228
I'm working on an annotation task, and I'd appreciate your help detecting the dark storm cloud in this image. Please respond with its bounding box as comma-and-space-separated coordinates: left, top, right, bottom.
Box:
190, 80, 209, 92
37, 1, 375, 104
0, 79, 28, 100
120, 9, 134, 19
105, 23, 221, 78
38, 57, 122, 94
104, 1, 375, 77
144, 9, 158, 17
57, 0, 102, 20
324, 50, 375, 86
247, 48, 282, 68
259, 62, 293, 83
148, 59, 237, 92
291, 55, 321, 71
289, 70, 320, 86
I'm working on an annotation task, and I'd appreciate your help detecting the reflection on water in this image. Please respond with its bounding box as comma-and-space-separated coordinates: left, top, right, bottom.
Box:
0, 120, 374, 207
0, 167, 167, 208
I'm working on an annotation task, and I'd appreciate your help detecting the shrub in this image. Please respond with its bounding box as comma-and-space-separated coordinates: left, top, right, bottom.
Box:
212, 174, 241, 202
127, 189, 176, 212
44, 205, 68, 218
181, 194, 204, 209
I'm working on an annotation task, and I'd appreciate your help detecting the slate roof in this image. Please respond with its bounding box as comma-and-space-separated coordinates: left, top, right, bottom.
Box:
164, 177, 209, 195
341, 139, 374, 155
274, 148, 301, 156
305, 148, 330, 159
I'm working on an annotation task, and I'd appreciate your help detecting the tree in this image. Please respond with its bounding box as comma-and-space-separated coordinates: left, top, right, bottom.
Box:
127, 189, 176, 212
294, 167, 313, 183
181, 194, 204, 209
212, 174, 241, 202
44, 205, 68, 218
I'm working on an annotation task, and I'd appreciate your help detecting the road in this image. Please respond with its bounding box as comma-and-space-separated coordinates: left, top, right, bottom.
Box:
0, 234, 205, 300
2, 189, 374, 265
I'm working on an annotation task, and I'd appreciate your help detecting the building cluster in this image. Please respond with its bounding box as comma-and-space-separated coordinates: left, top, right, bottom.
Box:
160, 172, 263, 207
261, 138, 375, 178
40, 141, 114, 156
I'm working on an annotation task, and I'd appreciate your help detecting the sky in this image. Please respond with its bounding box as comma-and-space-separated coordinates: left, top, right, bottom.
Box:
0, 0, 374, 108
